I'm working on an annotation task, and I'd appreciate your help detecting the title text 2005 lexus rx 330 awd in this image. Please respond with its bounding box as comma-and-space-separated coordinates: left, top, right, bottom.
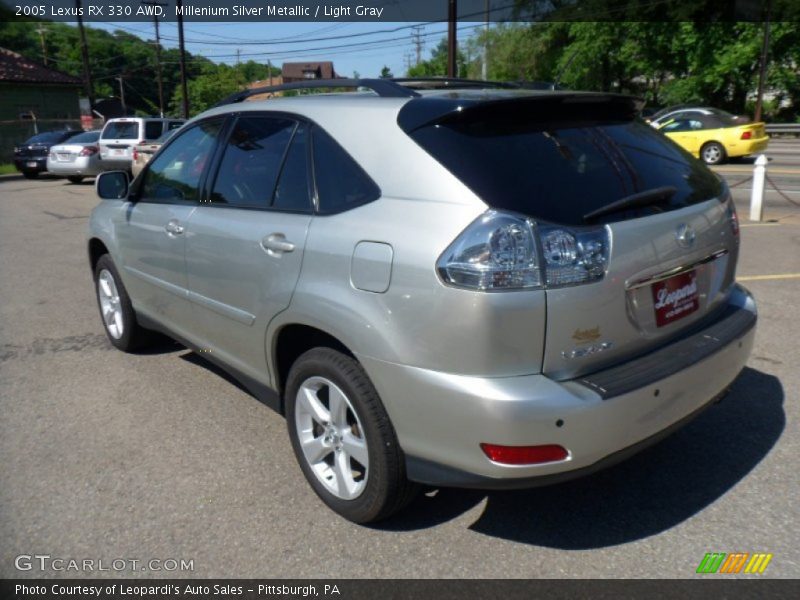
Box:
89, 79, 756, 523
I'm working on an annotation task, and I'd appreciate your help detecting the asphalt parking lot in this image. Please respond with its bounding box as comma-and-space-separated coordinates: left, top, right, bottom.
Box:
1, 145, 799, 579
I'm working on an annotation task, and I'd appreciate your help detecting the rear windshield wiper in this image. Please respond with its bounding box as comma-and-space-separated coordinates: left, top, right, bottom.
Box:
583, 186, 677, 222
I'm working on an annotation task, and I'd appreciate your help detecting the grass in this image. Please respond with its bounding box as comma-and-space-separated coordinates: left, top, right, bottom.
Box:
0, 163, 18, 175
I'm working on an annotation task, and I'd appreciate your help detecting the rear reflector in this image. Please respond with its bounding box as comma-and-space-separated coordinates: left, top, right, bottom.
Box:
741, 131, 752, 140
480, 443, 569, 465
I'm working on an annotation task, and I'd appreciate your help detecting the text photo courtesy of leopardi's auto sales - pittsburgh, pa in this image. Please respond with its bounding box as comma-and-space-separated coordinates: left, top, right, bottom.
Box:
0, 1, 799, 598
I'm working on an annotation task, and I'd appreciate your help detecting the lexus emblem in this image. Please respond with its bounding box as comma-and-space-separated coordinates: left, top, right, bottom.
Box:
676, 224, 696, 248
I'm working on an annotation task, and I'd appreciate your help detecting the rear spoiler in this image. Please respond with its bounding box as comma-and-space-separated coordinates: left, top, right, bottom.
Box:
397, 92, 645, 133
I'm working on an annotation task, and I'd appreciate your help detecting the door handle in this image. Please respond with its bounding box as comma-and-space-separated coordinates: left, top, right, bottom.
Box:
261, 233, 295, 254
165, 219, 184, 235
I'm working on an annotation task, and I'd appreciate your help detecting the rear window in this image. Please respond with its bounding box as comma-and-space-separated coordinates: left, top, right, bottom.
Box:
67, 131, 100, 144
102, 121, 139, 140
409, 103, 723, 226
25, 131, 72, 144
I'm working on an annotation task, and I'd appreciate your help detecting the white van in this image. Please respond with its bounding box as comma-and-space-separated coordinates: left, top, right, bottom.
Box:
99, 117, 184, 171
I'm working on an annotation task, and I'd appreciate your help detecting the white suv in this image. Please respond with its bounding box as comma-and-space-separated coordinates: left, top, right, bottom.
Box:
98, 117, 184, 171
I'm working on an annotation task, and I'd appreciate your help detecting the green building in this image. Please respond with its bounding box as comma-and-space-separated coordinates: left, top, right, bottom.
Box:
0, 47, 83, 162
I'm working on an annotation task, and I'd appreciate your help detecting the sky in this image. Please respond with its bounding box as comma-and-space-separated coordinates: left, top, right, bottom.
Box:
87, 20, 488, 79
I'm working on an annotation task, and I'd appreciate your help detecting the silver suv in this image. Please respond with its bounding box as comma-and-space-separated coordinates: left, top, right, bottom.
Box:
89, 79, 757, 523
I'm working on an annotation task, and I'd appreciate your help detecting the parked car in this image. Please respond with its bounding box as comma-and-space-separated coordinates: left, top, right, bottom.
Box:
88, 79, 756, 523
99, 117, 184, 172
650, 107, 767, 164
46, 130, 103, 183
13, 130, 81, 178
131, 129, 178, 179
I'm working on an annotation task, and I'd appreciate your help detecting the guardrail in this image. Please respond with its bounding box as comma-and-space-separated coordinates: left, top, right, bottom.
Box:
765, 123, 800, 134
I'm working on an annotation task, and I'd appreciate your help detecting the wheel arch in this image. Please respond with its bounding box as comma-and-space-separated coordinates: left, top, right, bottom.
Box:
272, 323, 356, 411
88, 237, 110, 274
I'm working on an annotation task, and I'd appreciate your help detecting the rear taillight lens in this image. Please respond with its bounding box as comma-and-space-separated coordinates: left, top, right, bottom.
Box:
480, 443, 569, 465
727, 200, 739, 238
740, 131, 752, 140
80, 145, 98, 156
437, 210, 609, 291
133, 149, 139, 161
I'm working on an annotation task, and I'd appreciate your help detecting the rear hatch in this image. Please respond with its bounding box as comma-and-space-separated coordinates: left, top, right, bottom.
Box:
405, 92, 739, 379
99, 119, 142, 161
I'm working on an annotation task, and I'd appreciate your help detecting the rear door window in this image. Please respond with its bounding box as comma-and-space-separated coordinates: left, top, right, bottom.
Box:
102, 121, 139, 140
210, 116, 295, 209
408, 102, 722, 226
273, 124, 311, 212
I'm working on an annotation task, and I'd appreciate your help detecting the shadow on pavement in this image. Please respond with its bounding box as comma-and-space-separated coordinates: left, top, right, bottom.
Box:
379, 367, 784, 548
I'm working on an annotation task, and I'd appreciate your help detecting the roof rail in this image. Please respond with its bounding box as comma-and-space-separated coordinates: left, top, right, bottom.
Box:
213, 78, 420, 108
390, 77, 521, 90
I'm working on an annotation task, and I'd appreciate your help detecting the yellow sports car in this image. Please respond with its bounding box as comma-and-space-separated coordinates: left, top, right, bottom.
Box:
651, 107, 769, 165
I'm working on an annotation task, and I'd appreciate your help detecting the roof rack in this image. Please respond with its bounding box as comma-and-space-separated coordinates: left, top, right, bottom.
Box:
213, 78, 420, 108
390, 77, 521, 90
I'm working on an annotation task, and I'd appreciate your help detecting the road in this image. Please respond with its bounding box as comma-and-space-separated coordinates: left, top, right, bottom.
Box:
0, 143, 799, 579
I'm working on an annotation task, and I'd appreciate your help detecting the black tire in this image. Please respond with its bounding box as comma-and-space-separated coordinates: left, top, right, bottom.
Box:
93, 254, 155, 352
22, 171, 39, 179
285, 348, 419, 523
700, 141, 726, 165
67, 176, 83, 184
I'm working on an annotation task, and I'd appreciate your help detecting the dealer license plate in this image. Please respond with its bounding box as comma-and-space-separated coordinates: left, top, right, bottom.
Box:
651, 270, 699, 327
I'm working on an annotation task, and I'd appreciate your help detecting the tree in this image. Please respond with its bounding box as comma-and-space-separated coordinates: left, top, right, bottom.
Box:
407, 38, 467, 78
379, 65, 393, 79
169, 64, 241, 116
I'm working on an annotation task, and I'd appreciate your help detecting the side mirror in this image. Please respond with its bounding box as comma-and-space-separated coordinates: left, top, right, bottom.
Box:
96, 171, 130, 200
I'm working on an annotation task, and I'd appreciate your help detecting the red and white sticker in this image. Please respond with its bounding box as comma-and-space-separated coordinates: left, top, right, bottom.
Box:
652, 270, 699, 327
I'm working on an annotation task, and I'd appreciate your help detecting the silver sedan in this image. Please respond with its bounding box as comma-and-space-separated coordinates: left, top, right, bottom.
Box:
46, 130, 103, 183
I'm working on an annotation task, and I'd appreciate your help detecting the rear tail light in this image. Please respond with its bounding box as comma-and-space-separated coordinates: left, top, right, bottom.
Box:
727, 199, 739, 238
80, 146, 98, 156
740, 131, 752, 140
480, 443, 569, 465
132, 149, 139, 161
437, 210, 610, 291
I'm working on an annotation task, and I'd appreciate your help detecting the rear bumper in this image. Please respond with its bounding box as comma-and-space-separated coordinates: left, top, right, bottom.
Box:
13, 157, 46, 172
99, 156, 132, 171
359, 284, 756, 488
46, 157, 102, 177
727, 136, 769, 158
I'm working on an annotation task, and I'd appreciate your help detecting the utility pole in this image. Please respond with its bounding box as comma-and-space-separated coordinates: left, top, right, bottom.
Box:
268, 59, 273, 85
75, 0, 95, 108
35, 26, 48, 66
481, 0, 489, 80
411, 26, 424, 66
754, 0, 772, 122
447, 0, 457, 77
176, 0, 190, 118
141, 0, 166, 117
116, 76, 127, 115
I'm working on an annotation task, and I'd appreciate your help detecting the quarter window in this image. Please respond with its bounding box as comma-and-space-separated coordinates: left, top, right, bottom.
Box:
210, 116, 295, 209
312, 127, 380, 214
139, 118, 223, 203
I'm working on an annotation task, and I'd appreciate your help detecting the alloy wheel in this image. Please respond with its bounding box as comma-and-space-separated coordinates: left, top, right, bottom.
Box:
294, 376, 369, 500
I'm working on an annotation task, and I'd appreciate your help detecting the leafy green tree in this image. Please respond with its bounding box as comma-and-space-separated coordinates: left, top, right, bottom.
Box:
407, 38, 466, 78
379, 65, 393, 79
169, 63, 241, 116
